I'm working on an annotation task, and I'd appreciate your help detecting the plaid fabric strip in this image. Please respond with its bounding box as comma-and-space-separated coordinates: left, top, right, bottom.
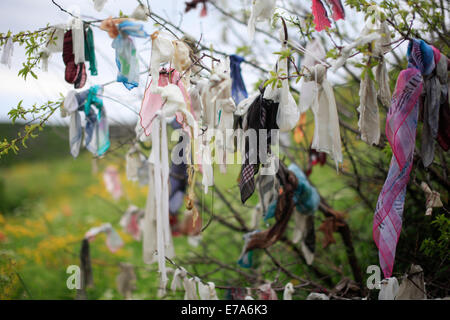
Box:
239, 156, 256, 203
239, 92, 279, 203
373, 68, 423, 278
240, 95, 264, 203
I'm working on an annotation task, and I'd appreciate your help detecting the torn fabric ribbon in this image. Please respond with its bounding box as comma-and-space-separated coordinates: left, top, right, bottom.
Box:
40, 24, 65, 72
71, 17, 85, 64
112, 33, 139, 89
299, 38, 326, 114
311, 0, 345, 32
198, 281, 219, 300
84, 109, 99, 155
373, 39, 429, 278
358, 10, 392, 145
1, 37, 14, 68
378, 277, 399, 300
420, 46, 448, 167
69, 110, 82, 158
301, 64, 342, 169
140, 69, 191, 135
256, 172, 280, 218
237, 230, 260, 268
84, 85, 110, 156
188, 85, 204, 120
311, 0, 331, 32
292, 211, 315, 264
327, 0, 345, 21
150, 31, 175, 92
332, 33, 381, 71
211, 58, 237, 173
84, 85, 103, 116
96, 108, 110, 156
84, 223, 124, 253
126, 144, 146, 182
200, 143, 214, 194
151, 83, 196, 128
420, 182, 443, 216
93, 0, 108, 11
374, 20, 392, 108
250, 204, 263, 230
264, 26, 300, 132
120, 205, 145, 240
142, 162, 175, 265
283, 283, 294, 300
307, 292, 329, 300
258, 283, 277, 300
170, 267, 186, 292
131, 4, 150, 21
230, 54, 248, 105
289, 163, 318, 264
61, 89, 88, 158
395, 264, 426, 300
198, 77, 215, 128
116, 263, 137, 300
84, 27, 97, 76
103, 165, 123, 200
289, 163, 319, 215
149, 115, 176, 293
235, 93, 258, 118
358, 69, 380, 145
185, 0, 209, 17
172, 40, 192, 89
112, 21, 148, 90
183, 277, 199, 300
244, 288, 255, 300
247, 0, 277, 40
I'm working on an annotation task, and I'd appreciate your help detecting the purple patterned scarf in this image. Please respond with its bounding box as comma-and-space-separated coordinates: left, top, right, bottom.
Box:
373, 39, 434, 278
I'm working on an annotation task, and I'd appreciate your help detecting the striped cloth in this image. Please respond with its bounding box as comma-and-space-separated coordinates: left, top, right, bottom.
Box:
373, 39, 435, 278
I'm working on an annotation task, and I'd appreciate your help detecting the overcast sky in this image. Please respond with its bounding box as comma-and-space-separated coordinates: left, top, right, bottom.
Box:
0, 0, 380, 126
